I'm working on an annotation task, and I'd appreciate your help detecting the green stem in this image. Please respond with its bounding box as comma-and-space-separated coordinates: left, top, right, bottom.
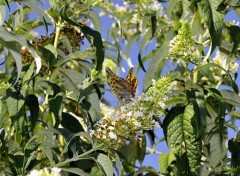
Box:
52, 143, 104, 168
54, 22, 62, 49
193, 67, 198, 84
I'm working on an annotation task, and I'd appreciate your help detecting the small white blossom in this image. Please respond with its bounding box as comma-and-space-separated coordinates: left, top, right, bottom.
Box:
133, 111, 144, 118
51, 167, 62, 176
127, 111, 133, 116
27, 167, 61, 176
111, 121, 116, 126
144, 96, 153, 101
108, 126, 115, 130
158, 102, 165, 108
133, 120, 142, 128
108, 132, 117, 140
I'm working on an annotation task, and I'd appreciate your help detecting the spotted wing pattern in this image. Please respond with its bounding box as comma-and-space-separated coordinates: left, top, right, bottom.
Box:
126, 67, 138, 94
106, 67, 138, 102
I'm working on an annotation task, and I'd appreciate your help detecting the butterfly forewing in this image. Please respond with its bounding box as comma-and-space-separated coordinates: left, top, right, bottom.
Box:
126, 67, 138, 93
106, 67, 138, 102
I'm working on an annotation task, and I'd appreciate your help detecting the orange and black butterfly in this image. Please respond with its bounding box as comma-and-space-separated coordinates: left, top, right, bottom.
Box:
106, 67, 138, 102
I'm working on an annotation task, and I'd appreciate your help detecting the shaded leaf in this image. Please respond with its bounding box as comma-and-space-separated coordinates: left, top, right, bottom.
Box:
198, 0, 224, 52
151, 13, 157, 37
138, 53, 146, 72
61, 112, 84, 133
25, 94, 39, 130
137, 135, 146, 165
186, 89, 206, 137
48, 83, 63, 128
228, 25, 240, 53
24, 143, 39, 170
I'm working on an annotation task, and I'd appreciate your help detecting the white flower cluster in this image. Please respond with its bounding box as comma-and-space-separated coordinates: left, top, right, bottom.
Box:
212, 50, 239, 79
142, 0, 164, 15
27, 167, 61, 176
91, 77, 171, 149
231, 20, 240, 26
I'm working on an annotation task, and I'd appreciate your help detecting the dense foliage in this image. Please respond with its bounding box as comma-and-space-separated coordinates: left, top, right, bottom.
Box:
0, 0, 240, 175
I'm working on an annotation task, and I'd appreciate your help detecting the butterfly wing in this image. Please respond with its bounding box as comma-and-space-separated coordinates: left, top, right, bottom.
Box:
106, 67, 135, 101
126, 67, 138, 93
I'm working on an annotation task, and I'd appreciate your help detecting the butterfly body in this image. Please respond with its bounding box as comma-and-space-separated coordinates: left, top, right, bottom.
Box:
106, 67, 138, 102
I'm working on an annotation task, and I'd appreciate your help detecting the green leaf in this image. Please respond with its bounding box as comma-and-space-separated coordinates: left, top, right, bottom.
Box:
198, 0, 224, 52
192, 10, 204, 36
134, 166, 159, 176
193, 62, 233, 84
42, 146, 54, 165
151, 14, 157, 37
166, 104, 202, 173
6, 88, 25, 133
60, 168, 91, 176
137, 135, 146, 165
186, 89, 206, 137
205, 87, 226, 122
58, 68, 85, 88
38, 45, 57, 69
61, 112, 84, 133
0, 5, 6, 26
68, 51, 95, 60
203, 115, 228, 168
220, 90, 240, 107
138, 53, 146, 72
24, 143, 39, 170
81, 9, 102, 32
96, 153, 113, 176
141, 15, 151, 36
22, 0, 49, 32
139, 28, 152, 53
228, 139, 240, 174
167, 0, 179, 18
143, 30, 174, 90
79, 85, 101, 123
159, 151, 176, 174
9, 48, 22, 85
8, 154, 24, 174
25, 94, 39, 130
229, 110, 240, 119
60, 5, 104, 71
22, 63, 35, 84
228, 26, 240, 53
48, 83, 63, 128
0, 26, 41, 83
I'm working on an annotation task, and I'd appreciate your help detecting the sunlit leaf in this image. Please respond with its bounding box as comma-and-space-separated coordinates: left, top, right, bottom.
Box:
164, 105, 202, 173
60, 168, 91, 176
159, 151, 176, 174
96, 153, 113, 176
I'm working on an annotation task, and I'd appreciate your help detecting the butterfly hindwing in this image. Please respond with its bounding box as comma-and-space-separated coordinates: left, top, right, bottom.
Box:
106, 67, 138, 102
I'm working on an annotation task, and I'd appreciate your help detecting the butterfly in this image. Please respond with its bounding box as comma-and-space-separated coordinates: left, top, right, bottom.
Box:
106, 67, 138, 102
